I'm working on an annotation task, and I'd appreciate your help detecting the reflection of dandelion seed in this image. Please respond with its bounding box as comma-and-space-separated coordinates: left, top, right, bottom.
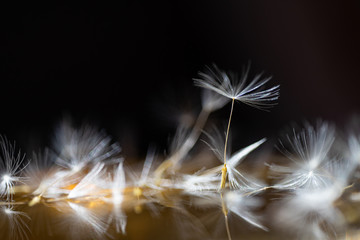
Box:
0, 206, 30, 240
67, 202, 109, 239
192, 191, 266, 238
109, 160, 127, 234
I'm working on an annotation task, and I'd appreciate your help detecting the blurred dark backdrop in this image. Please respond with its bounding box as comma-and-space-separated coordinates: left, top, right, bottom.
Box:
2, 1, 360, 157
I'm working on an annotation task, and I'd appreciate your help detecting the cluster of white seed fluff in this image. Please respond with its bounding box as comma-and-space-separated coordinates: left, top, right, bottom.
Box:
1, 64, 360, 240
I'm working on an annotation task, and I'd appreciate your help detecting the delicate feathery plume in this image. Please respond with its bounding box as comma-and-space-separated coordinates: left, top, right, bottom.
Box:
0, 136, 28, 201
0, 206, 30, 240
25, 149, 55, 194
67, 162, 107, 200
180, 172, 220, 193
54, 121, 121, 173
203, 128, 267, 191
194, 64, 280, 110
270, 121, 337, 190
25, 149, 74, 205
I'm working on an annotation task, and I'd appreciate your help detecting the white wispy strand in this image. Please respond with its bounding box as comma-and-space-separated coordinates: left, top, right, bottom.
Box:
194, 64, 280, 110
54, 121, 121, 173
181, 172, 220, 193
134, 148, 163, 192
139, 148, 155, 186
68, 162, 106, 200
25, 149, 55, 194
109, 160, 127, 234
0, 136, 28, 201
203, 129, 267, 191
271, 122, 337, 190
0, 206, 30, 240
24, 149, 72, 199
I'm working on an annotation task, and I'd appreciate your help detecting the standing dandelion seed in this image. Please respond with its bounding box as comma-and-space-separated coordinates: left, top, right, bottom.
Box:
194, 64, 280, 190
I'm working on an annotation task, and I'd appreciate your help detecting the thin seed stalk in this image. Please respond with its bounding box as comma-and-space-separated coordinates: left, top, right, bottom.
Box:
220, 98, 235, 190
220, 192, 232, 240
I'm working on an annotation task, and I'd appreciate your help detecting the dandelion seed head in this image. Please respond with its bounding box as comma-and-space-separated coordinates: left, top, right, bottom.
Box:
2, 174, 11, 183
194, 64, 280, 110
4, 207, 13, 215
272, 121, 337, 190
71, 164, 81, 173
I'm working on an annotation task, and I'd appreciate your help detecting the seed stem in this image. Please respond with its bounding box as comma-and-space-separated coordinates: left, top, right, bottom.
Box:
224, 98, 235, 165
220, 98, 235, 190
220, 192, 232, 240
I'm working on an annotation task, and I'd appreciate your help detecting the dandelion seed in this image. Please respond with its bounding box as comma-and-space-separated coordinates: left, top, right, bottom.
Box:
194, 64, 279, 191
204, 128, 267, 191
54, 121, 121, 172
0, 136, 28, 201
25, 149, 71, 205
271, 122, 337, 190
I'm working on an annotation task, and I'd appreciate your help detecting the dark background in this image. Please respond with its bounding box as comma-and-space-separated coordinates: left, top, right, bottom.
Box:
2, 1, 360, 158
